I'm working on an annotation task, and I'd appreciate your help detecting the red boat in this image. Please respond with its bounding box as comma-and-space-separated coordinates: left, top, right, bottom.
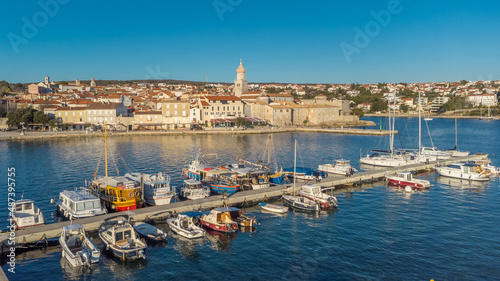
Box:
386, 172, 431, 190
199, 208, 239, 233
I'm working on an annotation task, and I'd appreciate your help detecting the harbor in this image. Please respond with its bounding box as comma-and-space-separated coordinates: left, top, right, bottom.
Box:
2, 118, 500, 280
10, 153, 488, 245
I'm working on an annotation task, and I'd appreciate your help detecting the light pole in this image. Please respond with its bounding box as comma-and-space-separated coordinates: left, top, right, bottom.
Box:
20, 122, 25, 135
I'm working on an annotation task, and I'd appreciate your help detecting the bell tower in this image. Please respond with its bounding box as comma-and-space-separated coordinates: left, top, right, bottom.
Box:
233, 59, 248, 97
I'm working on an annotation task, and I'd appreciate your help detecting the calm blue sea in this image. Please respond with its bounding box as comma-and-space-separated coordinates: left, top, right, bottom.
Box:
1, 117, 499, 280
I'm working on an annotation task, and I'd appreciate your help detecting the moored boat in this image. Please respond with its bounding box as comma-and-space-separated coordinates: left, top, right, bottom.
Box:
133, 222, 167, 242
258, 202, 288, 214
201, 169, 241, 195
98, 216, 147, 261
166, 212, 206, 239
179, 179, 210, 200
385, 171, 430, 190
12, 199, 45, 229
297, 184, 338, 209
55, 188, 107, 220
318, 159, 357, 176
59, 224, 100, 267
199, 208, 239, 233
283, 195, 320, 212
89, 176, 141, 212
436, 162, 491, 181
124, 172, 175, 206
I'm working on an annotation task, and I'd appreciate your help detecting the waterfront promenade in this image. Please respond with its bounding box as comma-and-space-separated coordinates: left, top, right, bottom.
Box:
0, 126, 392, 141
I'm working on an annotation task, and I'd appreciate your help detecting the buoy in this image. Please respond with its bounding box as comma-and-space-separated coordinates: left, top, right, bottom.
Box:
405, 186, 412, 193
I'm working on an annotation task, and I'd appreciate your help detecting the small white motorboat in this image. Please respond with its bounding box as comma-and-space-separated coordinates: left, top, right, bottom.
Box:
133, 222, 168, 242
258, 202, 288, 214
436, 162, 491, 182
166, 212, 206, 239
59, 224, 100, 267
98, 216, 147, 261
12, 199, 45, 229
283, 195, 320, 212
297, 184, 338, 209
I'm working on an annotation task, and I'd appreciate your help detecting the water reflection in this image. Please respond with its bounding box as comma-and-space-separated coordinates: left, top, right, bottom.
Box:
170, 234, 205, 263
436, 176, 487, 189
205, 229, 238, 251
60, 256, 94, 280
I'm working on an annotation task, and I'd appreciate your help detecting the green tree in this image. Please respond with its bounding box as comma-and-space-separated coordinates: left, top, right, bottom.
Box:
370, 98, 388, 113
235, 117, 247, 127
33, 111, 50, 124
352, 108, 365, 117
460, 80, 468, 85
400, 104, 409, 113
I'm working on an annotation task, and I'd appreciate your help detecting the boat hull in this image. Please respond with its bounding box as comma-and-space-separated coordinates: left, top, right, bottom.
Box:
386, 178, 430, 189
199, 220, 238, 233
283, 195, 320, 212
259, 203, 288, 214
205, 183, 240, 195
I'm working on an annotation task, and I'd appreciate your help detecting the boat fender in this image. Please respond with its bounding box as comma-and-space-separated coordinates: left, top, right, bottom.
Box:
135, 191, 140, 197
232, 224, 238, 230
129, 192, 134, 197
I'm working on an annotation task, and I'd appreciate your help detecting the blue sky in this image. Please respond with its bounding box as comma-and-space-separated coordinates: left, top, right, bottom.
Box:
1, 0, 499, 84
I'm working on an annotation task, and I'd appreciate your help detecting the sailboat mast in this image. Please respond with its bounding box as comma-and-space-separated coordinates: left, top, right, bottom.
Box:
293, 139, 297, 195
388, 98, 393, 155
418, 93, 421, 152
105, 122, 108, 178
267, 135, 271, 171
455, 118, 458, 149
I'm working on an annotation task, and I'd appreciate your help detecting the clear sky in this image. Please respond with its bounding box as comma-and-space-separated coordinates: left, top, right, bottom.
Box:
1, 0, 499, 84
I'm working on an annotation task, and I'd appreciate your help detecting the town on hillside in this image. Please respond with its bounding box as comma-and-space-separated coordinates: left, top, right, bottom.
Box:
0, 61, 499, 132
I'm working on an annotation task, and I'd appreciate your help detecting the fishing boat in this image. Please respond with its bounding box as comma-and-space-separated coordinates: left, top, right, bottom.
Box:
199, 208, 239, 233
223, 207, 257, 228
88, 123, 143, 212
436, 162, 491, 181
283, 195, 320, 212
258, 202, 288, 214
318, 159, 357, 176
297, 184, 338, 209
180, 179, 210, 200
89, 176, 141, 212
201, 169, 241, 195
181, 154, 211, 181
385, 171, 431, 190
12, 199, 45, 229
166, 212, 206, 239
98, 216, 147, 261
133, 222, 167, 242
227, 162, 271, 190
55, 188, 107, 220
124, 172, 175, 206
59, 224, 100, 267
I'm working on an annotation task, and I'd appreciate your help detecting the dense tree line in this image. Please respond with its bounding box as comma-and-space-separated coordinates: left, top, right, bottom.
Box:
6, 108, 55, 127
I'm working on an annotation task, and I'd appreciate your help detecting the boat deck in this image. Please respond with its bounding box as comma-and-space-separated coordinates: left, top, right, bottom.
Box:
9, 154, 488, 245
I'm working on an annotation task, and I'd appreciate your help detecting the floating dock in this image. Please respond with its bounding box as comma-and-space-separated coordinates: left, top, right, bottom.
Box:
9, 154, 488, 245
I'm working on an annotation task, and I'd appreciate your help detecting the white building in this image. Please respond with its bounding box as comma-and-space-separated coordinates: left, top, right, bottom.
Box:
467, 94, 498, 107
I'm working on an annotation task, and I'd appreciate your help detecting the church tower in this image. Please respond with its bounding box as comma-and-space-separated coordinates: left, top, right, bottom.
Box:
233, 59, 248, 97
90, 77, 96, 87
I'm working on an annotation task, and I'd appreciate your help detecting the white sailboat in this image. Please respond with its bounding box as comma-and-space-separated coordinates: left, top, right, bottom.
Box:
444, 118, 470, 157
360, 98, 418, 167
478, 106, 499, 120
